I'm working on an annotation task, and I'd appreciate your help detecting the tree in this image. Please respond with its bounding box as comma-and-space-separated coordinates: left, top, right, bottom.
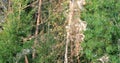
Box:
0, 0, 36, 62
0, 0, 119, 63
81, 0, 120, 63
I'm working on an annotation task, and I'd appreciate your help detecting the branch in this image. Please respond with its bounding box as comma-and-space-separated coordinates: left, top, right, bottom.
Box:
64, 0, 74, 63
25, 55, 29, 63
32, 0, 42, 59
22, 35, 35, 42
22, 0, 39, 10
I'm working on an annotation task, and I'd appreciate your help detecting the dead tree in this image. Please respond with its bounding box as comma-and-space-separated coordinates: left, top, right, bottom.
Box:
64, 0, 87, 63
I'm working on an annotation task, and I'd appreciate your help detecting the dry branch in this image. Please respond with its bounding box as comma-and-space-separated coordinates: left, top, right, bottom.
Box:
25, 55, 29, 63
64, 0, 74, 63
32, 0, 42, 59
64, 0, 87, 63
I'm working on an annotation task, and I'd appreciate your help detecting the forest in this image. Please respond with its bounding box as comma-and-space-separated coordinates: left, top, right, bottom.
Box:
0, 0, 120, 63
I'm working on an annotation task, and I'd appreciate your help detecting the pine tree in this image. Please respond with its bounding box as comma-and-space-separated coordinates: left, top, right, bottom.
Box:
81, 0, 120, 63
0, 0, 36, 62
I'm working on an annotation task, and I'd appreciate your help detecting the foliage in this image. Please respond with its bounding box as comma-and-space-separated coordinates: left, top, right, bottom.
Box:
81, 0, 120, 63
0, 0, 119, 63
0, 0, 35, 62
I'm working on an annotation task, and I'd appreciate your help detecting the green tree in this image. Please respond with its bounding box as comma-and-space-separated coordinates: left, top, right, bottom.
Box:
81, 0, 120, 63
0, 0, 36, 62
0, 0, 119, 63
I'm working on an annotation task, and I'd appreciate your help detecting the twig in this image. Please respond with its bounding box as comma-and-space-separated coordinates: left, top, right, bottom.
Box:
32, 0, 42, 59
64, 0, 74, 63
22, 0, 39, 10
25, 55, 29, 63
22, 35, 35, 42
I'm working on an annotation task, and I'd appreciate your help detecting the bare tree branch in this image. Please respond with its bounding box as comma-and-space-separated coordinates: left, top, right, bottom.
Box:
32, 0, 42, 59
64, 0, 74, 63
